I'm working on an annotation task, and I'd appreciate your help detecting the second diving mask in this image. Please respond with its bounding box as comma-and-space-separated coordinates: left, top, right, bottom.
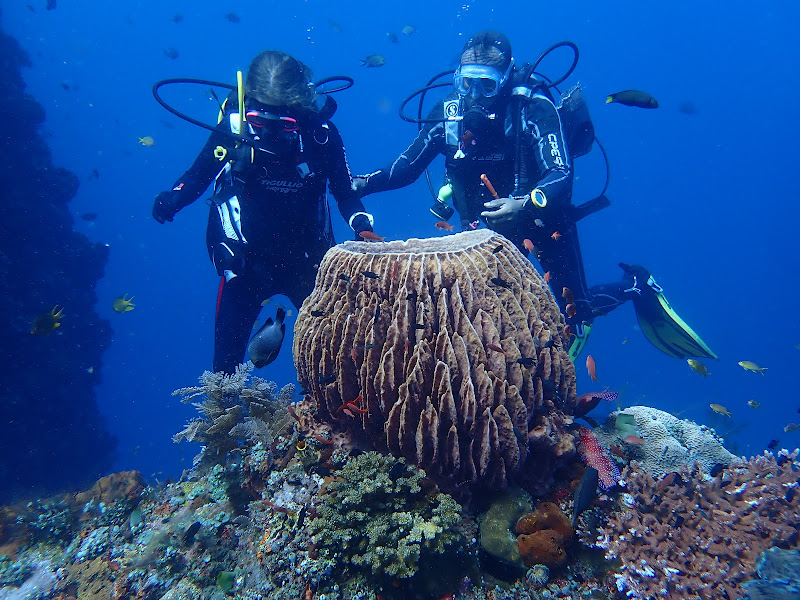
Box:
454, 62, 513, 98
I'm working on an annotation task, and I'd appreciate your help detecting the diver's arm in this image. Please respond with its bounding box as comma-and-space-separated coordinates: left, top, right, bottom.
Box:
360, 116, 445, 196
169, 129, 230, 204
325, 122, 372, 233
522, 93, 573, 210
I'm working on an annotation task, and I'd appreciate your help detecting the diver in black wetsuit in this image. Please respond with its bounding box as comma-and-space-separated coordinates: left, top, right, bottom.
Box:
152, 51, 374, 373
356, 31, 715, 361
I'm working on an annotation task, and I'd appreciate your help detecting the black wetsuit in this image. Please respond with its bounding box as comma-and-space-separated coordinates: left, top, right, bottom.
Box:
163, 100, 367, 373
360, 85, 632, 330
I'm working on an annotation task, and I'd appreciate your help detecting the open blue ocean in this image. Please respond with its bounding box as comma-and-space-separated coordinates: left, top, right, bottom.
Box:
3, 0, 798, 497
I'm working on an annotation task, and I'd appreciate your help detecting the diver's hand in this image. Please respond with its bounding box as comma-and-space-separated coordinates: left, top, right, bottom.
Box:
481, 196, 527, 225
352, 176, 368, 198
152, 191, 181, 224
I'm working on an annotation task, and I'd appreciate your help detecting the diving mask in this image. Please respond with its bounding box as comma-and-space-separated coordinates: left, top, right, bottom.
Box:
454, 62, 513, 98
245, 110, 299, 132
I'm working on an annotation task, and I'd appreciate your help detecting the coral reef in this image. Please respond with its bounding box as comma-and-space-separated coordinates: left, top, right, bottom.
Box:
173, 363, 295, 467
0, 19, 115, 504
308, 451, 475, 594
597, 451, 800, 599
594, 406, 738, 479
293, 230, 578, 492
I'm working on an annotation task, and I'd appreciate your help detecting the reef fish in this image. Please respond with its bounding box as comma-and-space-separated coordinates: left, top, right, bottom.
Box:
738, 360, 767, 374
687, 359, 710, 377
435, 221, 454, 231
586, 355, 598, 382
358, 231, 386, 242
606, 90, 659, 109
31, 305, 64, 335
574, 391, 618, 418
710, 403, 732, 417
247, 308, 285, 368
112, 294, 135, 313
747, 400, 760, 409
361, 54, 386, 68
138, 136, 155, 146
576, 426, 620, 491
571, 466, 599, 527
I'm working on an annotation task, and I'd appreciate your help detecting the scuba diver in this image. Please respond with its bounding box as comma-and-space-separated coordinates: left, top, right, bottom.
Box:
152, 50, 375, 374
355, 31, 715, 362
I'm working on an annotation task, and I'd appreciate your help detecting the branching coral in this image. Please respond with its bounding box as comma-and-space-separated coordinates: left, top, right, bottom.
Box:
308, 452, 474, 594
173, 363, 295, 467
596, 451, 800, 599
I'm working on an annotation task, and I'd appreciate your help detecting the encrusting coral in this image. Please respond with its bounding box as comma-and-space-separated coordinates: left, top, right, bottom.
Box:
308, 451, 474, 594
597, 451, 800, 599
293, 230, 578, 492
173, 363, 295, 467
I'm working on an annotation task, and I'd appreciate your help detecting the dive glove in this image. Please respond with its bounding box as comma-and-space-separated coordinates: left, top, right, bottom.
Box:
152, 190, 182, 224
480, 196, 528, 226
349, 212, 374, 240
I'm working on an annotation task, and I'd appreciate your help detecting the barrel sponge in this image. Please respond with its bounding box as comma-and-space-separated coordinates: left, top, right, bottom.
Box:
293, 230, 577, 491
596, 405, 739, 478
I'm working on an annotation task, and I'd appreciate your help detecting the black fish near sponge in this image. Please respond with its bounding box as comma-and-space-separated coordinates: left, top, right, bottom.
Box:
606, 90, 659, 109
572, 466, 599, 527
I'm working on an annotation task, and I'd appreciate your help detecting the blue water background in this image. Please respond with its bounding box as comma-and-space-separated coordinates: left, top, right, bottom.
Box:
5, 1, 798, 483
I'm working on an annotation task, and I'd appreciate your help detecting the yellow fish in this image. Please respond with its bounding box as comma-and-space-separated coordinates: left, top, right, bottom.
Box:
31, 305, 64, 335
687, 359, 710, 377
747, 400, 760, 409
138, 136, 155, 147
112, 295, 135, 313
710, 403, 732, 417
738, 361, 767, 374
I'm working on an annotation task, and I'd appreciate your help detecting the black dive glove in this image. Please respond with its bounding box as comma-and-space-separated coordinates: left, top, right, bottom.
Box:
350, 212, 374, 241
152, 191, 182, 224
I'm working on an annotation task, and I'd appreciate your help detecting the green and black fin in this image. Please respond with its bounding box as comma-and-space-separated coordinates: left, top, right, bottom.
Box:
568, 323, 592, 362
622, 263, 717, 360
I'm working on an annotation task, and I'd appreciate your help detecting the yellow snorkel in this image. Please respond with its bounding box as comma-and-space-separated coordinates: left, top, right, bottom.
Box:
237, 70, 245, 134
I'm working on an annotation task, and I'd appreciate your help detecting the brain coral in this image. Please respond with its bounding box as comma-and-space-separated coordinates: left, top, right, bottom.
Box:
595, 406, 738, 479
293, 230, 577, 491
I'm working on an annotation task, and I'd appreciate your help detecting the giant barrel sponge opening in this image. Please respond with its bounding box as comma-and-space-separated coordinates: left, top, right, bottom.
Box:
293, 230, 578, 492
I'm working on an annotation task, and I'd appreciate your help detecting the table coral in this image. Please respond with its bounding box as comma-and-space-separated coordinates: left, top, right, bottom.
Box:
293, 230, 578, 492
597, 451, 800, 599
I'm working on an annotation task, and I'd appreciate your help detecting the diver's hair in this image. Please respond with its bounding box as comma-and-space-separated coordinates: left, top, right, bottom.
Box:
245, 50, 317, 110
460, 30, 512, 69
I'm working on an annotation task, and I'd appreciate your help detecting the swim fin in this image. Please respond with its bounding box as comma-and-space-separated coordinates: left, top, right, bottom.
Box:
620, 263, 717, 360
568, 323, 592, 362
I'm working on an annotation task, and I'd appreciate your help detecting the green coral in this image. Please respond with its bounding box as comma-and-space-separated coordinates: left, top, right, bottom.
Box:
308, 452, 472, 591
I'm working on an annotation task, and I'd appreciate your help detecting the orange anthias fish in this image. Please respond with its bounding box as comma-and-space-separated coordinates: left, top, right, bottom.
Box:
358, 231, 386, 242
486, 342, 506, 355
523, 238, 535, 252
562, 287, 574, 304
565, 303, 577, 318
551, 231, 562, 241
624, 435, 645, 445
435, 221, 454, 231
543, 271, 551, 283
586, 355, 598, 381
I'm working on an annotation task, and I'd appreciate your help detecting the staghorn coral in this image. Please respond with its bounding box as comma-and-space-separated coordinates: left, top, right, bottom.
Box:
293, 230, 578, 492
308, 451, 474, 594
596, 451, 800, 599
173, 363, 295, 467
594, 406, 738, 479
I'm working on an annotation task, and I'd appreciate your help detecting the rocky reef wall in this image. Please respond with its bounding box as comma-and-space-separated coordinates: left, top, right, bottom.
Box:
0, 15, 116, 502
